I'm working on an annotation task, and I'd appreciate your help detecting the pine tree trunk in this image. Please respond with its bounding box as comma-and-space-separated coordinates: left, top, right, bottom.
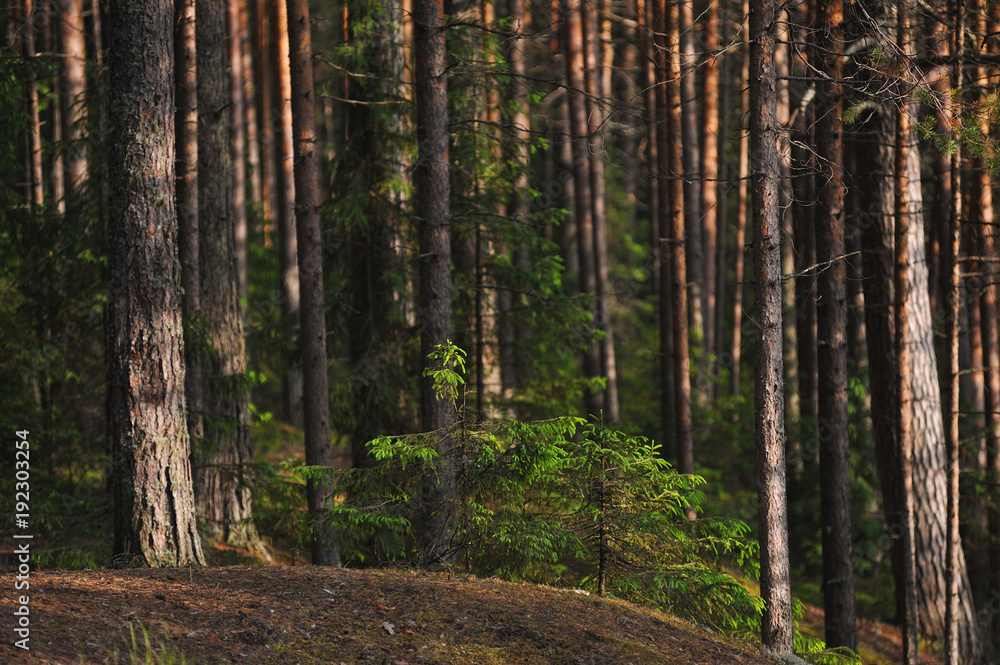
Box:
777, 11, 798, 425
903, 104, 982, 663
749, 0, 793, 649
194, 0, 266, 558
108, 0, 204, 568
175, 0, 201, 471
56, 0, 87, 205
273, 0, 303, 429
584, 0, 619, 423
852, 100, 907, 640
813, 0, 857, 648
227, 0, 248, 301
731, 6, 749, 398
24, 0, 44, 208
256, 0, 276, 222
638, 0, 659, 303
678, 0, 702, 345
700, 0, 720, 362
666, 0, 692, 476
414, 0, 456, 563
564, 0, 602, 420
240, 0, 261, 207
287, 0, 339, 566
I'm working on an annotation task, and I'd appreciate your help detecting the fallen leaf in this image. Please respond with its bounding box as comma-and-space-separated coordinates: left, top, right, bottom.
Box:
378, 604, 396, 611
380, 621, 396, 635
405, 629, 415, 635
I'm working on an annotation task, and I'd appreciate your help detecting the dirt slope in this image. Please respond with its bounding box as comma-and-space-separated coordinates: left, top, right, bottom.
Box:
0, 565, 785, 665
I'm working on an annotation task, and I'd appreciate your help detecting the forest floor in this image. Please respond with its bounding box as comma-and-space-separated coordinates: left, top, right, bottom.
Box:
0, 561, 936, 665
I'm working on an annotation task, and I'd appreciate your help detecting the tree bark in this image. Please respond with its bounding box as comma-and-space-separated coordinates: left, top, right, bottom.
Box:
749, 0, 793, 650
286, 0, 339, 567
195, 0, 266, 558
813, 0, 857, 648
107, 0, 204, 568
414, 0, 456, 563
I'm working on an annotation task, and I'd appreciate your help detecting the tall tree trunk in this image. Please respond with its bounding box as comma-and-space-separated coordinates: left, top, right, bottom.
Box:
24, 0, 44, 208
893, 33, 920, 660
56, 0, 87, 205
107, 0, 205, 568
227, 0, 248, 300
731, 6, 749, 398
714, 3, 729, 401
502, 0, 530, 401
257, 0, 276, 222
653, 0, 675, 460
903, 102, 982, 664
678, 0, 702, 345
750, 0, 793, 649
972, 0, 1000, 644
777, 10, 798, 425
565, 0, 602, 420
638, 0, 659, 304
583, 0, 619, 423
414, 0, 456, 563
700, 0, 720, 363
813, 0, 857, 648
195, 0, 266, 558
287, 0, 339, 566
666, 0, 693, 476
175, 0, 201, 473
240, 0, 261, 207
853, 99, 907, 647
273, 0, 303, 429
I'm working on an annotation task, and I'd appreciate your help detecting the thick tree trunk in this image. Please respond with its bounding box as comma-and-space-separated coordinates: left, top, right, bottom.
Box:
195, 0, 266, 558
287, 0, 339, 567
813, 0, 856, 648
56, 0, 87, 205
749, 0, 793, 649
107, 0, 204, 568
903, 109, 981, 663
414, 0, 456, 563
273, 0, 303, 429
